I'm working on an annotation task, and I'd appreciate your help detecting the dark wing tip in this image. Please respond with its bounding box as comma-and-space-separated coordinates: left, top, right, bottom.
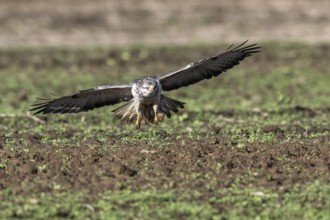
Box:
29, 96, 84, 115
29, 103, 49, 115
229, 41, 261, 55
231, 40, 249, 50
29, 101, 58, 115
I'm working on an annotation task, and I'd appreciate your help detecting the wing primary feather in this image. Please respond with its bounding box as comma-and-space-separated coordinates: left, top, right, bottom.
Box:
225, 43, 234, 50
35, 97, 52, 101
232, 40, 249, 50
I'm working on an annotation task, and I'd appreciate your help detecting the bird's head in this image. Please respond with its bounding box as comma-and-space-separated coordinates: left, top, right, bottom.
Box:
140, 79, 158, 97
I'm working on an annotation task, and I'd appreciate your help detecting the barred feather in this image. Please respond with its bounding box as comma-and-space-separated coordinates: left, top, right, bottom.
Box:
112, 95, 185, 124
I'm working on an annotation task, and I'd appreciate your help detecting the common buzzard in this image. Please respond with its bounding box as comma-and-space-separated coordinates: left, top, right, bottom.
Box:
31, 41, 260, 128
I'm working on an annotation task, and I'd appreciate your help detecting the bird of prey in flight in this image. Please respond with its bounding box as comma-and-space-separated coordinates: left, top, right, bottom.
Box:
31, 41, 260, 129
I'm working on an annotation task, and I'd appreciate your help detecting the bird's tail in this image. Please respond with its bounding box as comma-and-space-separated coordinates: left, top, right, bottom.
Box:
112, 95, 185, 123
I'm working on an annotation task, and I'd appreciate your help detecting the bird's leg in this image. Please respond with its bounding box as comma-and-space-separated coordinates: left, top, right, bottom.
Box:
153, 105, 159, 124
135, 111, 143, 129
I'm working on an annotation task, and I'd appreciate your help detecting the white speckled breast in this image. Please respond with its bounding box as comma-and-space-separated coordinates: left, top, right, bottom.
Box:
131, 76, 162, 105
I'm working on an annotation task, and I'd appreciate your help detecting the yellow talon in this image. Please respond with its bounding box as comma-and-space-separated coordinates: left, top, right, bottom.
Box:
135, 112, 142, 129
134, 120, 140, 129
153, 115, 159, 125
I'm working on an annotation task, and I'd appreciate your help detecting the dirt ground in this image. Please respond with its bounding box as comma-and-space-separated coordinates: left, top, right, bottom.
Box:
1, 122, 329, 197
0, 0, 329, 47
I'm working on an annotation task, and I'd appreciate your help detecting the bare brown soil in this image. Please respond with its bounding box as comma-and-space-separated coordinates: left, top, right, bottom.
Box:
1, 125, 329, 197
0, 0, 329, 47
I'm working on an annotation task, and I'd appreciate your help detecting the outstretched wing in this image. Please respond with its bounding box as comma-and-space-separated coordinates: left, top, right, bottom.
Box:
158, 41, 260, 91
30, 84, 133, 114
